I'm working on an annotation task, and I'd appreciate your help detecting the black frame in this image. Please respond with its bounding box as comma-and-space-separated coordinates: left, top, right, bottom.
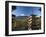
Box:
5, 1, 45, 36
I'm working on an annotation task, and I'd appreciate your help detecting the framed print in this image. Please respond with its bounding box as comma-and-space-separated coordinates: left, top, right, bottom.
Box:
5, 1, 45, 36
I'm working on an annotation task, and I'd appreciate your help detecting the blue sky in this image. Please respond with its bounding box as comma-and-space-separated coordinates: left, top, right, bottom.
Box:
12, 6, 41, 16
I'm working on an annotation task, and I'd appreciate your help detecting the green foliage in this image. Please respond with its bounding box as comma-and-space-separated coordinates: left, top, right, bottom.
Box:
31, 14, 41, 30
12, 18, 28, 28
12, 15, 41, 30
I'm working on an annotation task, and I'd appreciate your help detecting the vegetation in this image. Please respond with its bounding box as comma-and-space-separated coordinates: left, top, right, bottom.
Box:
12, 14, 41, 31
31, 14, 41, 30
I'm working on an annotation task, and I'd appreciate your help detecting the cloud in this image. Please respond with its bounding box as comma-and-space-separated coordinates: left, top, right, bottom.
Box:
20, 14, 25, 16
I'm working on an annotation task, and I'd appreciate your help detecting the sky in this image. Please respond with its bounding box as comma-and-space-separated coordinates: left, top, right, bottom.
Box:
12, 6, 41, 16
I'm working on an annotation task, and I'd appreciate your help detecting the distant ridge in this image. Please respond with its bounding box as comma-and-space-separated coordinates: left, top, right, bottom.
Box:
16, 16, 32, 19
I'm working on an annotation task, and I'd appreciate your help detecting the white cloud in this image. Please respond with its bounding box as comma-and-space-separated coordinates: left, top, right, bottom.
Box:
12, 10, 16, 15
20, 14, 25, 16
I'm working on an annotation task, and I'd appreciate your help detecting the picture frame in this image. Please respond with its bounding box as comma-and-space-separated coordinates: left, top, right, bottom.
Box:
5, 1, 45, 36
